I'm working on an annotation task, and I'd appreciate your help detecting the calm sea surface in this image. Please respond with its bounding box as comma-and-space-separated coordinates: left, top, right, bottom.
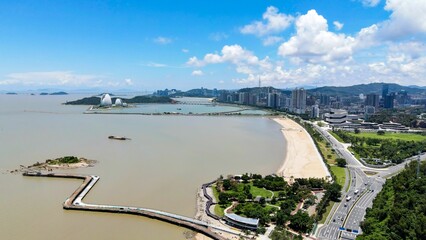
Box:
0, 94, 284, 240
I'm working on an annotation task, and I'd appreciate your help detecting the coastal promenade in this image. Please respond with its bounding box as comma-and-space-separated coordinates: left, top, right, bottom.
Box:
23, 172, 233, 240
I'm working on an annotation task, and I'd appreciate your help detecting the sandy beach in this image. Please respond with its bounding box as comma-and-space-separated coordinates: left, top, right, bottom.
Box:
273, 117, 330, 181
193, 117, 331, 240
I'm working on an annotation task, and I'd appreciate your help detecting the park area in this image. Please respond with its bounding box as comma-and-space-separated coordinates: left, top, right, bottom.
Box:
331, 130, 426, 164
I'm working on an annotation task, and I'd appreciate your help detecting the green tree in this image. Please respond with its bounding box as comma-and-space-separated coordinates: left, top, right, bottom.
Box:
223, 179, 231, 190
336, 158, 347, 167
218, 192, 229, 204
270, 229, 291, 240
327, 182, 342, 201
289, 211, 313, 233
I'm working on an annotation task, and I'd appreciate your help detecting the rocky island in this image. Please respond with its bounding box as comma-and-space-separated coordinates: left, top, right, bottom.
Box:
6, 156, 97, 173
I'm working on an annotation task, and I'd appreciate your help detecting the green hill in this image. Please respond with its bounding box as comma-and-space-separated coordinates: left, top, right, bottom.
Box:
359, 161, 426, 240
308, 83, 426, 96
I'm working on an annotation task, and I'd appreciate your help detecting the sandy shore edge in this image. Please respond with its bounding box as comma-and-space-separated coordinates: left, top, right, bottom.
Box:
272, 117, 330, 181
193, 117, 331, 239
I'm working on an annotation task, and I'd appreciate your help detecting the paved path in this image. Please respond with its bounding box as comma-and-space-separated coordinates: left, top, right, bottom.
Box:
23, 172, 242, 240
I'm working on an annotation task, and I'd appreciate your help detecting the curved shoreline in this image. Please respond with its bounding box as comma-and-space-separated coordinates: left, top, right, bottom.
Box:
272, 117, 331, 181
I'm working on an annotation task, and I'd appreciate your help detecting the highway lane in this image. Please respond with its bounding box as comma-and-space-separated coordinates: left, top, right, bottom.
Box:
311, 122, 424, 240
314, 124, 375, 240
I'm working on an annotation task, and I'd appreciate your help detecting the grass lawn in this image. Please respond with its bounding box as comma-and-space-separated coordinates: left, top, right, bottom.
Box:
330, 166, 346, 186
345, 169, 351, 192
328, 130, 346, 143
214, 204, 226, 217
347, 132, 426, 141
212, 185, 226, 217
250, 184, 273, 198
319, 201, 336, 224
317, 139, 338, 165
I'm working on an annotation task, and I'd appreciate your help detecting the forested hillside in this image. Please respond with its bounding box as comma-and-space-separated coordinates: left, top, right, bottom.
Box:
359, 161, 426, 240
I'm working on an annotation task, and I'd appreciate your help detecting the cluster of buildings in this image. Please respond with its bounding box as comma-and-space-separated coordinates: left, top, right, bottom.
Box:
213, 84, 425, 132
217, 87, 307, 114
152, 84, 425, 131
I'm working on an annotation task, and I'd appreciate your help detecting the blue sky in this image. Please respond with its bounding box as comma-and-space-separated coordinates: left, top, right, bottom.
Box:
0, 0, 425, 91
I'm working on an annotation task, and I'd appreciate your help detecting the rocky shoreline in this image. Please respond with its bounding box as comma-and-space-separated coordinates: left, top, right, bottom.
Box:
6, 157, 97, 174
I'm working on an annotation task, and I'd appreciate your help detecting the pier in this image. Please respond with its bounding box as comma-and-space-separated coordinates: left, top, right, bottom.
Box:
23, 172, 235, 240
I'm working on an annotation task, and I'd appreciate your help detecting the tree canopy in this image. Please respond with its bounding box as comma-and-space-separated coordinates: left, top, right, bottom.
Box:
359, 161, 426, 240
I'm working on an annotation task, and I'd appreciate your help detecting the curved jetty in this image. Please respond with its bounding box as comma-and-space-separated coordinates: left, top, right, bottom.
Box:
23, 172, 231, 240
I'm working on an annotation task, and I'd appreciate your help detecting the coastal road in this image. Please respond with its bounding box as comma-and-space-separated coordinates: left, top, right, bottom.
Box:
314, 123, 425, 240
313, 124, 379, 240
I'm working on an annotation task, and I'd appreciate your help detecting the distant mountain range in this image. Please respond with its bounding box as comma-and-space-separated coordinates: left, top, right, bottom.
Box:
176, 83, 426, 98
307, 83, 426, 96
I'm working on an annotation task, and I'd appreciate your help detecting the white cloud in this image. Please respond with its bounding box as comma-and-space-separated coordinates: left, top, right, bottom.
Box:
360, 0, 381, 7
187, 4, 426, 88
263, 36, 284, 46
355, 24, 379, 48
191, 70, 204, 76
124, 78, 133, 86
186, 56, 204, 67
333, 21, 344, 31
278, 10, 356, 64
182, 49, 189, 53
0, 71, 104, 87
378, 0, 426, 39
153, 36, 172, 45
209, 32, 229, 41
142, 62, 168, 68
240, 6, 293, 36
187, 45, 273, 75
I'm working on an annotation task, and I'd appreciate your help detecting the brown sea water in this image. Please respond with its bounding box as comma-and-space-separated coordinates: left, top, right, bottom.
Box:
0, 94, 284, 240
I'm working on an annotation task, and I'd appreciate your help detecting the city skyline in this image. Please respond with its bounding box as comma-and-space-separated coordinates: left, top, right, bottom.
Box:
1, 0, 425, 91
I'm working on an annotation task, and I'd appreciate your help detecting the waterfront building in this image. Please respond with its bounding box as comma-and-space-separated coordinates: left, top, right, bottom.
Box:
267, 93, 280, 109
324, 109, 347, 124
238, 92, 249, 105
224, 213, 259, 230
115, 98, 123, 106
379, 122, 409, 131
291, 88, 307, 114
100, 94, 112, 107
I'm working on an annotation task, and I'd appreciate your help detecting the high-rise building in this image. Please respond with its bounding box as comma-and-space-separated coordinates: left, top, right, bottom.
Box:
291, 88, 307, 114
320, 94, 330, 106
239, 92, 249, 105
267, 93, 280, 108
311, 105, 320, 118
384, 93, 395, 109
365, 93, 380, 109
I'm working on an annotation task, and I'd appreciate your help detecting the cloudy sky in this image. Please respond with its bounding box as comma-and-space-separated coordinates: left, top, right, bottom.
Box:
0, 0, 425, 91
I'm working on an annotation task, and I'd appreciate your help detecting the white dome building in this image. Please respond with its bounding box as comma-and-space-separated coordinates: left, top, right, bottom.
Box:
100, 94, 112, 107
115, 98, 123, 106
